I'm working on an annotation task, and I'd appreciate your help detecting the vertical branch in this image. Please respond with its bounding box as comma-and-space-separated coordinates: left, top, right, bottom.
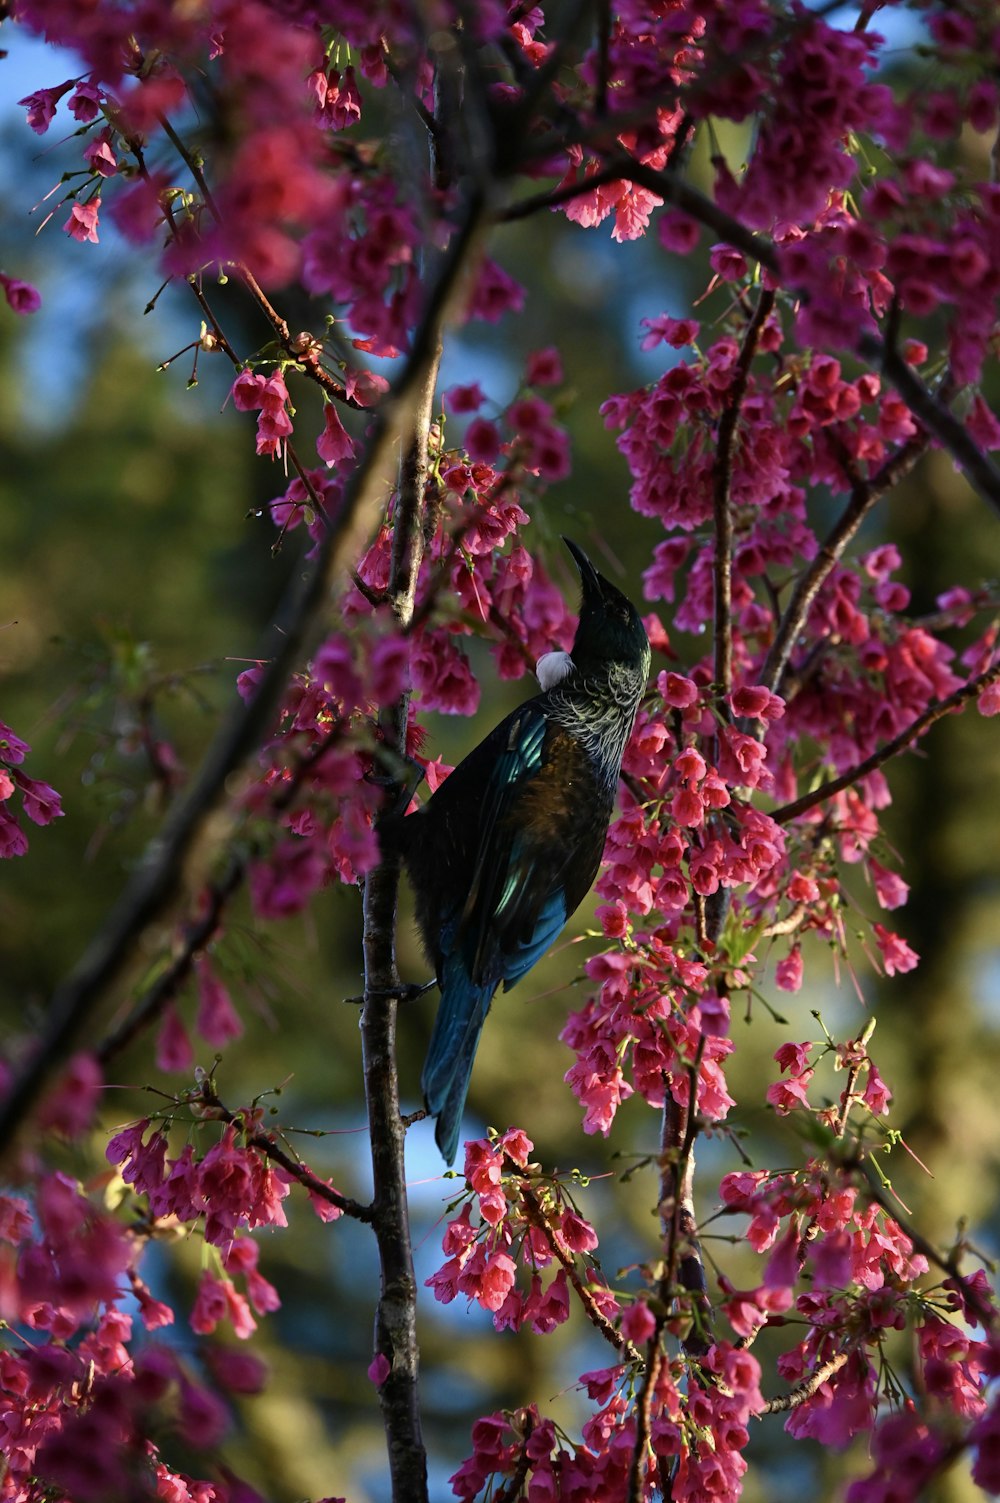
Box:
713, 287, 774, 698
658, 1036, 712, 1359
360, 340, 441, 1503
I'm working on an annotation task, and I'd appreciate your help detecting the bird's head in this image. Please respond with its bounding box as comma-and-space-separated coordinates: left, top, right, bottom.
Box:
563, 537, 651, 680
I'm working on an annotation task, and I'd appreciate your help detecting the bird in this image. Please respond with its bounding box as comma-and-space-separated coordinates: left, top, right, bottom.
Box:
391, 537, 650, 1164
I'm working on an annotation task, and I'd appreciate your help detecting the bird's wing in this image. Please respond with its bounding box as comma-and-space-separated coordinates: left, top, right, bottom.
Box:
457, 704, 578, 988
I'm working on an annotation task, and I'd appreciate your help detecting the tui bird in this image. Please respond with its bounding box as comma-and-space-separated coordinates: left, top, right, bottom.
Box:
394, 537, 650, 1164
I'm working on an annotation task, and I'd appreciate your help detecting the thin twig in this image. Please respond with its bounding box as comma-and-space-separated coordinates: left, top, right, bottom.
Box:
95, 859, 242, 1064
626, 1334, 662, 1503
761, 1351, 849, 1415
660, 1036, 712, 1357
760, 422, 934, 696
198, 1084, 372, 1221
853, 1157, 997, 1330
520, 1183, 640, 1358
771, 660, 1000, 826
96, 727, 347, 1064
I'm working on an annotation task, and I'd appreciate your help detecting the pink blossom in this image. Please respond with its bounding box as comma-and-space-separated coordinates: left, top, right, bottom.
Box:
369, 635, 410, 704
978, 679, 1000, 716
190, 1271, 232, 1336
83, 131, 117, 177
639, 315, 700, 350
445, 382, 485, 413
498, 1127, 532, 1166
524, 1270, 570, 1333
195, 955, 243, 1046
0, 1194, 33, 1244
0, 808, 28, 857
774, 1041, 812, 1076
475, 1251, 516, 1312
38, 1053, 102, 1137
868, 858, 909, 910
368, 1353, 391, 1387
411, 629, 480, 715
872, 923, 919, 976
68, 82, 103, 122
659, 672, 699, 708
316, 402, 355, 465
18, 81, 73, 134
250, 836, 327, 919
63, 200, 100, 244
621, 1300, 656, 1345
526, 347, 563, 386
156, 1006, 194, 1073
863, 1063, 892, 1116
111, 173, 170, 243
464, 417, 500, 463
467, 258, 525, 323
766, 1069, 813, 1114
0, 272, 41, 314
15, 773, 63, 825
775, 945, 803, 992
0, 721, 31, 764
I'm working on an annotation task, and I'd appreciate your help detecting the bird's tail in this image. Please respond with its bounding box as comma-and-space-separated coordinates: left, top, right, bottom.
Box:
422, 953, 495, 1166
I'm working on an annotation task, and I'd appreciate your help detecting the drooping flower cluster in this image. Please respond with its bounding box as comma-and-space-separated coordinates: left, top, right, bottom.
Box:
426, 1131, 609, 1336
0, 1170, 254, 1501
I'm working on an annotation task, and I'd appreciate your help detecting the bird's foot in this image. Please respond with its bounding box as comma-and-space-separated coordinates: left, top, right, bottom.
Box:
343, 979, 436, 1006
366, 747, 426, 815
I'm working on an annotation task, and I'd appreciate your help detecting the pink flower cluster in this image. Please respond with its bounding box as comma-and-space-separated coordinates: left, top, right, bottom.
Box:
107, 1115, 290, 1255
451, 1340, 765, 1502
0, 718, 63, 859
561, 940, 735, 1137
0, 1177, 251, 1501
426, 1132, 610, 1336
711, 1160, 992, 1453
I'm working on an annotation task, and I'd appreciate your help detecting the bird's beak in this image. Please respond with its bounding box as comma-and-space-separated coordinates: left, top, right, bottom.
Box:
562, 536, 604, 602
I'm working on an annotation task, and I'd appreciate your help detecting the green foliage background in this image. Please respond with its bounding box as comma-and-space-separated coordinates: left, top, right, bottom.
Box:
1, 38, 1000, 1503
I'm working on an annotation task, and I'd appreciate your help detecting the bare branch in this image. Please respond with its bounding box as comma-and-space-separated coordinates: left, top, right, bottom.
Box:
357, 292, 444, 1503
626, 1335, 662, 1503
659, 1036, 712, 1358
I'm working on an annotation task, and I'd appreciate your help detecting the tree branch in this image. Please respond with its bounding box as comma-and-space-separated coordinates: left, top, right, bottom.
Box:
761, 1351, 849, 1415
358, 316, 443, 1503
520, 1182, 640, 1359
198, 1083, 372, 1222
713, 287, 774, 698
759, 421, 933, 696
771, 660, 1000, 826
0, 189, 488, 1163
659, 1037, 712, 1358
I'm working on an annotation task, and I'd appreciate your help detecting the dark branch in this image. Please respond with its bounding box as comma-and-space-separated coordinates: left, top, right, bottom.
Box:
771, 660, 1000, 826
713, 287, 774, 699
0, 189, 488, 1163
760, 421, 933, 696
